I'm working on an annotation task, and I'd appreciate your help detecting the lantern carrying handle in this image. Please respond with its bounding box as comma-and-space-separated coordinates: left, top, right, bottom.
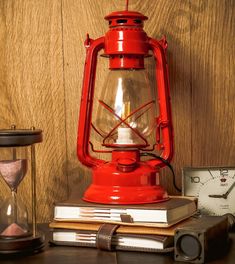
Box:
147, 37, 174, 168
77, 36, 106, 168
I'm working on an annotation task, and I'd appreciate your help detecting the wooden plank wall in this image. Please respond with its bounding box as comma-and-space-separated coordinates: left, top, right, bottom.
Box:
0, 0, 234, 222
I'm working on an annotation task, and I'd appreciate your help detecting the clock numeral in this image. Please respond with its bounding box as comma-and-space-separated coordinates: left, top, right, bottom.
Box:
220, 169, 228, 177
190, 176, 200, 183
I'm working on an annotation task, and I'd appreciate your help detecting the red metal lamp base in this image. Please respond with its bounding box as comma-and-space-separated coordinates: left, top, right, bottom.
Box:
82, 150, 169, 204
83, 184, 169, 204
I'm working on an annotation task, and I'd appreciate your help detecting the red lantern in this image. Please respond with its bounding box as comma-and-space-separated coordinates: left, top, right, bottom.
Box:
77, 2, 174, 204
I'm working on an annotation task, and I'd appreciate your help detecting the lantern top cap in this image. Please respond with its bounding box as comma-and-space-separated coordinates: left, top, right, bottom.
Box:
105, 10, 148, 21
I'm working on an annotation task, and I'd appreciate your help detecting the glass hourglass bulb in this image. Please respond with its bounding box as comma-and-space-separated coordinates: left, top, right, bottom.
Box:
0, 193, 28, 237
0, 147, 29, 238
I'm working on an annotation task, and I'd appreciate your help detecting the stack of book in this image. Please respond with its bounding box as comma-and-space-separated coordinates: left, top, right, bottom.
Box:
49, 196, 197, 253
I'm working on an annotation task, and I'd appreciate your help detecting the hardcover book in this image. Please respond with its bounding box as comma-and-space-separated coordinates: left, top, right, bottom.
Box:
53, 196, 197, 227
49, 222, 174, 253
49, 217, 199, 237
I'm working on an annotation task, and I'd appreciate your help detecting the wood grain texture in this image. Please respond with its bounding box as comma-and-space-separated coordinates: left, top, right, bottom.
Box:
191, 0, 235, 166
0, 0, 234, 222
0, 0, 68, 222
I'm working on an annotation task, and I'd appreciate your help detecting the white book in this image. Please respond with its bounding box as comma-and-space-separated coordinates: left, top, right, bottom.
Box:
53, 197, 197, 227
50, 229, 174, 251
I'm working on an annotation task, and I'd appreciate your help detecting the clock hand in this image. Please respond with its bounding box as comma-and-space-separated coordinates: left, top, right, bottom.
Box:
208, 182, 235, 199
223, 182, 235, 198
208, 194, 226, 198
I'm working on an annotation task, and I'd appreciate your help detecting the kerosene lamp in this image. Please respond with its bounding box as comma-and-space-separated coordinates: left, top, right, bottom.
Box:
77, 1, 174, 204
0, 126, 44, 254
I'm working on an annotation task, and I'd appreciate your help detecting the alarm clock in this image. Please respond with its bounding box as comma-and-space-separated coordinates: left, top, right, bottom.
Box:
182, 167, 235, 216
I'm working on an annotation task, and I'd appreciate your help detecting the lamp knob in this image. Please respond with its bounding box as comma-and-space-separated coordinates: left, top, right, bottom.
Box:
117, 158, 137, 172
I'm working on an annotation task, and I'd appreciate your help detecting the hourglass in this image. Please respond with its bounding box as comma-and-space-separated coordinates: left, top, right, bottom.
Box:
0, 155, 28, 237
0, 126, 43, 254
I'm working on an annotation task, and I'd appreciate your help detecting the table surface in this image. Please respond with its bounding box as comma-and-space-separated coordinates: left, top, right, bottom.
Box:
0, 225, 235, 264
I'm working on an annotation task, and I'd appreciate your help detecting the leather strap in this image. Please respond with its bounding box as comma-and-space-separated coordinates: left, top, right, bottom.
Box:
120, 214, 134, 223
96, 223, 119, 251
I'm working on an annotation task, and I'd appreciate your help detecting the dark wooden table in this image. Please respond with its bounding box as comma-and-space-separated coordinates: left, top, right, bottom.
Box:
0, 225, 235, 264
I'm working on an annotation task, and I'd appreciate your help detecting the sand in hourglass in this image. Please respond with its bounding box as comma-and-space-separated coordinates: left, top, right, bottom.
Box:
1, 223, 27, 236
0, 159, 28, 237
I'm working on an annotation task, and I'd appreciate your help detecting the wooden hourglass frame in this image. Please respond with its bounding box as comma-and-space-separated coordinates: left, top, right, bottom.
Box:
0, 126, 44, 255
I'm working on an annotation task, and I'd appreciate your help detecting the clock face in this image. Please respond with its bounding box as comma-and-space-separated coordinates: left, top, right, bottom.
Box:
183, 167, 235, 216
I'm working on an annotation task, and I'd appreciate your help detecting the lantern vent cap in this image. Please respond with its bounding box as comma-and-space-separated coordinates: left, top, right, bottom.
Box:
105, 10, 148, 28
105, 10, 148, 21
